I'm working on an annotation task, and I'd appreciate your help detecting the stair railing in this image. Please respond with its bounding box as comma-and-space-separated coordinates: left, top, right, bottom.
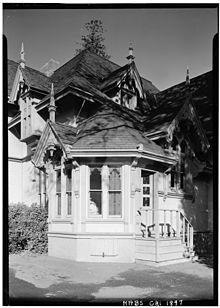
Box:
137, 208, 194, 250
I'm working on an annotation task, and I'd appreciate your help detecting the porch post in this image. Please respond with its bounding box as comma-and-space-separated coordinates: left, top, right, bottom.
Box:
153, 172, 160, 262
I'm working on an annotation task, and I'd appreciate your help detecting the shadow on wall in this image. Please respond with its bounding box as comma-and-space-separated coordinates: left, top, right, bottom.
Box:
181, 172, 213, 258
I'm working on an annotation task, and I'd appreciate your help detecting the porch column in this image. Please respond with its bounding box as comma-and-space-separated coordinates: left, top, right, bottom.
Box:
153, 172, 160, 262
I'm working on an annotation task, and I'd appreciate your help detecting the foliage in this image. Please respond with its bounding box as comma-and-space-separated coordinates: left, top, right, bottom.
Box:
76, 19, 110, 59
9, 203, 48, 254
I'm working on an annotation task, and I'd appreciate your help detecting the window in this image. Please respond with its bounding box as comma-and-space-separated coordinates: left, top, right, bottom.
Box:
56, 169, 61, 216
21, 98, 32, 139
141, 170, 153, 207
88, 166, 122, 218
170, 139, 187, 191
66, 168, 72, 215
38, 170, 47, 207
38, 169, 42, 205
109, 168, 122, 216
89, 167, 102, 217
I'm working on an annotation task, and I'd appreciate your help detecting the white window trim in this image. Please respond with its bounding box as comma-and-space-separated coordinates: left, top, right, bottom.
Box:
65, 166, 72, 217
87, 164, 124, 220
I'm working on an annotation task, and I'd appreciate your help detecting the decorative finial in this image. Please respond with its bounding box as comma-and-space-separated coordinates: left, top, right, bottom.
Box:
186, 66, 190, 86
48, 83, 56, 122
51, 83, 54, 103
20, 42, 25, 69
126, 43, 135, 64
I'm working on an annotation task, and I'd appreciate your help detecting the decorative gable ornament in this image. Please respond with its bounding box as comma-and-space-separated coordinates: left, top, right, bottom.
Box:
32, 121, 68, 169
166, 100, 209, 153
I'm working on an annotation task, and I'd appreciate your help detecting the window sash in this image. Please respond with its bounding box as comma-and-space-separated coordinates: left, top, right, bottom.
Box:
88, 166, 122, 218
66, 192, 72, 215
57, 193, 61, 216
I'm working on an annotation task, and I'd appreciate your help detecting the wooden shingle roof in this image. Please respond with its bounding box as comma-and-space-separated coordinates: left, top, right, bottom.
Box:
8, 60, 18, 96
145, 71, 213, 143
51, 104, 165, 156
7, 59, 51, 95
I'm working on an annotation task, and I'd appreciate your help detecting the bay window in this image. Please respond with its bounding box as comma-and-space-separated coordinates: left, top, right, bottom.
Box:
89, 166, 122, 218
89, 167, 102, 216
109, 168, 122, 216
56, 169, 61, 216
66, 168, 72, 216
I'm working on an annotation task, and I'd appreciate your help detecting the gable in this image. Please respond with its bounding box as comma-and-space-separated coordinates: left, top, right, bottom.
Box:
32, 121, 68, 168
167, 100, 210, 153
8, 59, 19, 97
9, 65, 26, 105
100, 62, 147, 110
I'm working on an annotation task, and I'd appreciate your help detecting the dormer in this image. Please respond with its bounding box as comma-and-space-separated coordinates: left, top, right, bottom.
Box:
100, 47, 146, 111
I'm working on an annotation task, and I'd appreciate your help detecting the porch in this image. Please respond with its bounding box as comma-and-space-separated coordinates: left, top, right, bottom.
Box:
135, 208, 194, 264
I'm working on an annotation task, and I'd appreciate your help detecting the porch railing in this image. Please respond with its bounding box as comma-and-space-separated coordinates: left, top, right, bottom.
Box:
137, 208, 194, 250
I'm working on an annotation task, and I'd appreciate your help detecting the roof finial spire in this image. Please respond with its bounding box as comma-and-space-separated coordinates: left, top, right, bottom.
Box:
20, 42, 25, 69
126, 43, 135, 64
186, 66, 190, 86
48, 83, 56, 122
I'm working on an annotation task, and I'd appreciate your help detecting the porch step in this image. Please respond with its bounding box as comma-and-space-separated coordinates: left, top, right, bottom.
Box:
135, 237, 187, 263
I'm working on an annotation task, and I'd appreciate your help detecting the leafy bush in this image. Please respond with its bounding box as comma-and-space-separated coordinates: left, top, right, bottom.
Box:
9, 203, 48, 254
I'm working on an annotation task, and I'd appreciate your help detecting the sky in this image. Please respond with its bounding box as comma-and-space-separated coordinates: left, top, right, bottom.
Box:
3, 5, 218, 90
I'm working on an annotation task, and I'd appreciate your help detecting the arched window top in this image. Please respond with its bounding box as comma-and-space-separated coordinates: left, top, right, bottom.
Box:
90, 167, 102, 190
109, 167, 121, 190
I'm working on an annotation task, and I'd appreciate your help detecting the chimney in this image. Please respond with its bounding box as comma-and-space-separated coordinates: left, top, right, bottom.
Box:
126, 43, 135, 64
48, 83, 56, 122
20, 42, 25, 69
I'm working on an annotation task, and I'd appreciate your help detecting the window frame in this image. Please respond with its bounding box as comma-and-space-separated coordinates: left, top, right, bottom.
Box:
89, 166, 103, 218
65, 167, 72, 216
108, 167, 122, 217
56, 167, 62, 216
169, 140, 187, 192
87, 164, 123, 220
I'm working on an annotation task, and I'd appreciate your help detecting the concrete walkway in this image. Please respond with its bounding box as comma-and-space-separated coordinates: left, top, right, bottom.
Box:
9, 253, 214, 305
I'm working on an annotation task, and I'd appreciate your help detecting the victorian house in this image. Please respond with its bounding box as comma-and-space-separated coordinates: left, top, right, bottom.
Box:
8, 44, 213, 264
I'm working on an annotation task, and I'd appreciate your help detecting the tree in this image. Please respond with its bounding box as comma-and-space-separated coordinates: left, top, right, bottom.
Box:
76, 20, 110, 59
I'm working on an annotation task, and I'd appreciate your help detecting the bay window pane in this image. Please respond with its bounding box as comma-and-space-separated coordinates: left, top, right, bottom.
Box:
109, 192, 121, 215
109, 167, 121, 216
56, 170, 61, 192
66, 169, 72, 192
109, 168, 121, 190
90, 168, 101, 189
57, 193, 61, 215
67, 192, 72, 215
89, 191, 102, 215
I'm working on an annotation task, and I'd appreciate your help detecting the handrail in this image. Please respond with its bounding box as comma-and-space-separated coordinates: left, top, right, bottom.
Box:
180, 211, 193, 228
137, 208, 194, 250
